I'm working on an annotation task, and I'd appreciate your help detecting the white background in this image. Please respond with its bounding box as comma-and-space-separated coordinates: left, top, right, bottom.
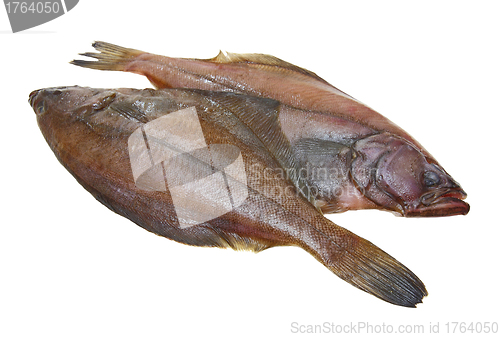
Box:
1, 1, 498, 336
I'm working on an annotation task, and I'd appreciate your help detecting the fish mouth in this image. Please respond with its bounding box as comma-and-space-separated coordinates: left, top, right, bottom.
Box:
29, 89, 41, 109
405, 188, 470, 217
29, 89, 49, 115
29, 87, 71, 115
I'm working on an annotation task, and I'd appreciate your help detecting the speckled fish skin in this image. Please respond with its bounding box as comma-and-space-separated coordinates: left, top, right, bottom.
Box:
29, 86, 427, 307
71, 42, 469, 217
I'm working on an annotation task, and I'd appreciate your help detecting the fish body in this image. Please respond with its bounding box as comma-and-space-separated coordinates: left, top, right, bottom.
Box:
72, 42, 469, 217
30, 86, 426, 306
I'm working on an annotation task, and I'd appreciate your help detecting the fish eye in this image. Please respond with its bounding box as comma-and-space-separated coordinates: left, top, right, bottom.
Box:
423, 171, 440, 187
36, 100, 47, 115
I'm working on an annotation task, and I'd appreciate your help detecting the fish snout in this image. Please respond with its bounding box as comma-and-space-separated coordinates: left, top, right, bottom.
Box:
29, 89, 43, 113
406, 186, 470, 217
29, 89, 50, 116
29, 88, 66, 115
28, 89, 40, 106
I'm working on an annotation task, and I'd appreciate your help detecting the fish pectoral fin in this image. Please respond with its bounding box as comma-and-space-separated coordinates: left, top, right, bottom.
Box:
205, 51, 329, 84
206, 91, 317, 208
70, 41, 143, 71
301, 221, 427, 307
108, 101, 149, 124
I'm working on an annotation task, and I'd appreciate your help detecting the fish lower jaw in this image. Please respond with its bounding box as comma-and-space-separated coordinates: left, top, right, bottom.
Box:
405, 197, 470, 217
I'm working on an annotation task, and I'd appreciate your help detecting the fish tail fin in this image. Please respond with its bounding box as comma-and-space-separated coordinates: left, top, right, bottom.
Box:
301, 220, 427, 307
70, 41, 143, 71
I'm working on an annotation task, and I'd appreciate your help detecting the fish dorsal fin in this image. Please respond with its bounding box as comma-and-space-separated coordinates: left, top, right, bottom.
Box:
204, 91, 319, 210
207, 51, 329, 85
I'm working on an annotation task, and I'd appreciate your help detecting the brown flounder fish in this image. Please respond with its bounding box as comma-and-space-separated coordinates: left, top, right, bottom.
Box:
29, 86, 426, 307
71, 42, 469, 217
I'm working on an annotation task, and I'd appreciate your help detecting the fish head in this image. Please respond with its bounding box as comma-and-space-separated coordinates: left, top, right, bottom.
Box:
28, 86, 126, 147
351, 133, 469, 217
29, 86, 117, 121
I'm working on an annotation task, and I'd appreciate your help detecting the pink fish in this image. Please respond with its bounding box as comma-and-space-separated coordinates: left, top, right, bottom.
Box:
72, 42, 469, 217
